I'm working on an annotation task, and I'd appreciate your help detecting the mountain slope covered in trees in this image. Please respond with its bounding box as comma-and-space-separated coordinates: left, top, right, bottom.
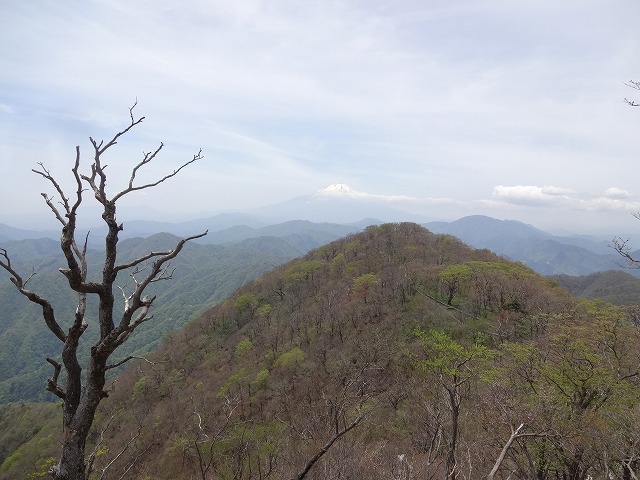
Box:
552, 269, 640, 305
3, 223, 639, 479
0, 233, 310, 403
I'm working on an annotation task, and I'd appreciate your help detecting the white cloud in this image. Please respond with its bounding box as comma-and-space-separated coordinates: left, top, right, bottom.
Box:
314, 183, 418, 202
581, 196, 640, 213
541, 186, 575, 196
492, 184, 640, 215
604, 187, 631, 199
492, 185, 571, 205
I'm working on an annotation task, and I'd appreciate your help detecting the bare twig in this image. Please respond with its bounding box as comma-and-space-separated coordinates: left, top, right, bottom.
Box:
624, 80, 640, 107
111, 149, 203, 203
611, 236, 640, 269
46, 358, 66, 399
105, 355, 157, 371
98, 431, 142, 480
293, 409, 369, 480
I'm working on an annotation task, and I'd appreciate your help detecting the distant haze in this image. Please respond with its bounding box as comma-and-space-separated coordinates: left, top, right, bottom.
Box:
1, 2, 639, 236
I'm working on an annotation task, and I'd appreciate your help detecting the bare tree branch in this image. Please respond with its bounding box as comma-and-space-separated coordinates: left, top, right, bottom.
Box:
94, 101, 145, 155
612, 236, 640, 269
111, 149, 203, 202
98, 431, 142, 480
46, 358, 66, 399
623, 459, 640, 480
104, 355, 157, 371
624, 80, 640, 106
0, 249, 67, 342
115, 250, 179, 274
114, 231, 208, 336
293, 409, 368, 480
115, 444, 152, 480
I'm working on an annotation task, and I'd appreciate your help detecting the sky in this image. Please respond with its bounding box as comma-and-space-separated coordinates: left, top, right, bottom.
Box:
1, 0, 639, 235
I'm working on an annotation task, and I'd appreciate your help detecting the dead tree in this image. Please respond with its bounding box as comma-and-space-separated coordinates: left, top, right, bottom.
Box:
0, 104, 206, 480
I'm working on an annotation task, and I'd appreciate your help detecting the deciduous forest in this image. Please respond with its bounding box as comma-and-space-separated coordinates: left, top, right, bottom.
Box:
3, 223, 639, 479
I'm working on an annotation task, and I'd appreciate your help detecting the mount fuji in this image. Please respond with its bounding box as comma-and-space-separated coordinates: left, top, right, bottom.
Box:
247, 183, 436, 224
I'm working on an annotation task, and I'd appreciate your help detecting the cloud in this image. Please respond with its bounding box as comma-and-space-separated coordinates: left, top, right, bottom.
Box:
492, 185, 572, 205
604, 187, 631, 199
1, 1, 639, 234
581, 196, 640, 213
312, 183, 466, 207
314, 183, 418, 202
492, 184, 640, 213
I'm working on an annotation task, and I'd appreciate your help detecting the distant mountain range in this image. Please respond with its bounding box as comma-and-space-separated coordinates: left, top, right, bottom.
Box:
423, 215, 633, 276
2, 208, 638, 278
1, 183, 633, 273
4, 186, 640, 404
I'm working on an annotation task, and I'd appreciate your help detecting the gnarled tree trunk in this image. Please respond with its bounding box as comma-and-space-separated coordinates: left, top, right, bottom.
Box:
0, 104, 206, 480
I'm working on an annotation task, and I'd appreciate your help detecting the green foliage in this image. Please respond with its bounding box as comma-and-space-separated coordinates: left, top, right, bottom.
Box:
25, 457, 56, 479
252, 368, 269, 388
284, 259, 323, 284
438, 264, 471, 305
353, 273, 379, 302
330, 252, 346, 273
234, 293, 259, 312
131, 375, 148, 402
0, 402, 59, 478
217, 368, 251, 398
494, 307, 640, 477
353, 273, 379, 289
274, 347, 305, 369
213, 421, 286, 477
415, 329, 496, 378
439, 264, 471, 281
0, 234, 305, 404
256, 303, 271, 317
235, 338, 254, 358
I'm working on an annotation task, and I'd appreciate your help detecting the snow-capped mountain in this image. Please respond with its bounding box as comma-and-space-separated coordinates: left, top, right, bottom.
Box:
249, 183, 436, 224
313, 183, 358, 197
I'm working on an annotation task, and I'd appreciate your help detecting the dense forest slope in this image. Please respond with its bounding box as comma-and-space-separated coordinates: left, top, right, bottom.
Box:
4, 223, 638, 479
552, 269, 640, 305
0, 233, 308, 403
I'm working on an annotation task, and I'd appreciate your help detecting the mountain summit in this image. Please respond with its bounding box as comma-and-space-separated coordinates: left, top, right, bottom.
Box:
248, 184, 435, 224
314, 183, 357, 197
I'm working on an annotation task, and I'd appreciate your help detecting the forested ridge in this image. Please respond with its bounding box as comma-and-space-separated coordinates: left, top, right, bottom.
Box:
2, 223, 640, 479
0, 233, 306, 403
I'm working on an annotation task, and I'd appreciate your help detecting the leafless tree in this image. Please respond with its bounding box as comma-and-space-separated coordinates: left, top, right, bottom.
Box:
613, 80, 640, 265
485, 423, 549, 480
0, 104, 206, 480
288, 364, 379, 480
624, 80, 640, 107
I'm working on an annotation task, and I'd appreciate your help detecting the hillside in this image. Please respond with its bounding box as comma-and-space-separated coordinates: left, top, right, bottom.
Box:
552, 269, 640, 305
425, 215, 624, 275
0, 234, 307, 403
0, 219, 368, 404
4, 223, 639, 479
